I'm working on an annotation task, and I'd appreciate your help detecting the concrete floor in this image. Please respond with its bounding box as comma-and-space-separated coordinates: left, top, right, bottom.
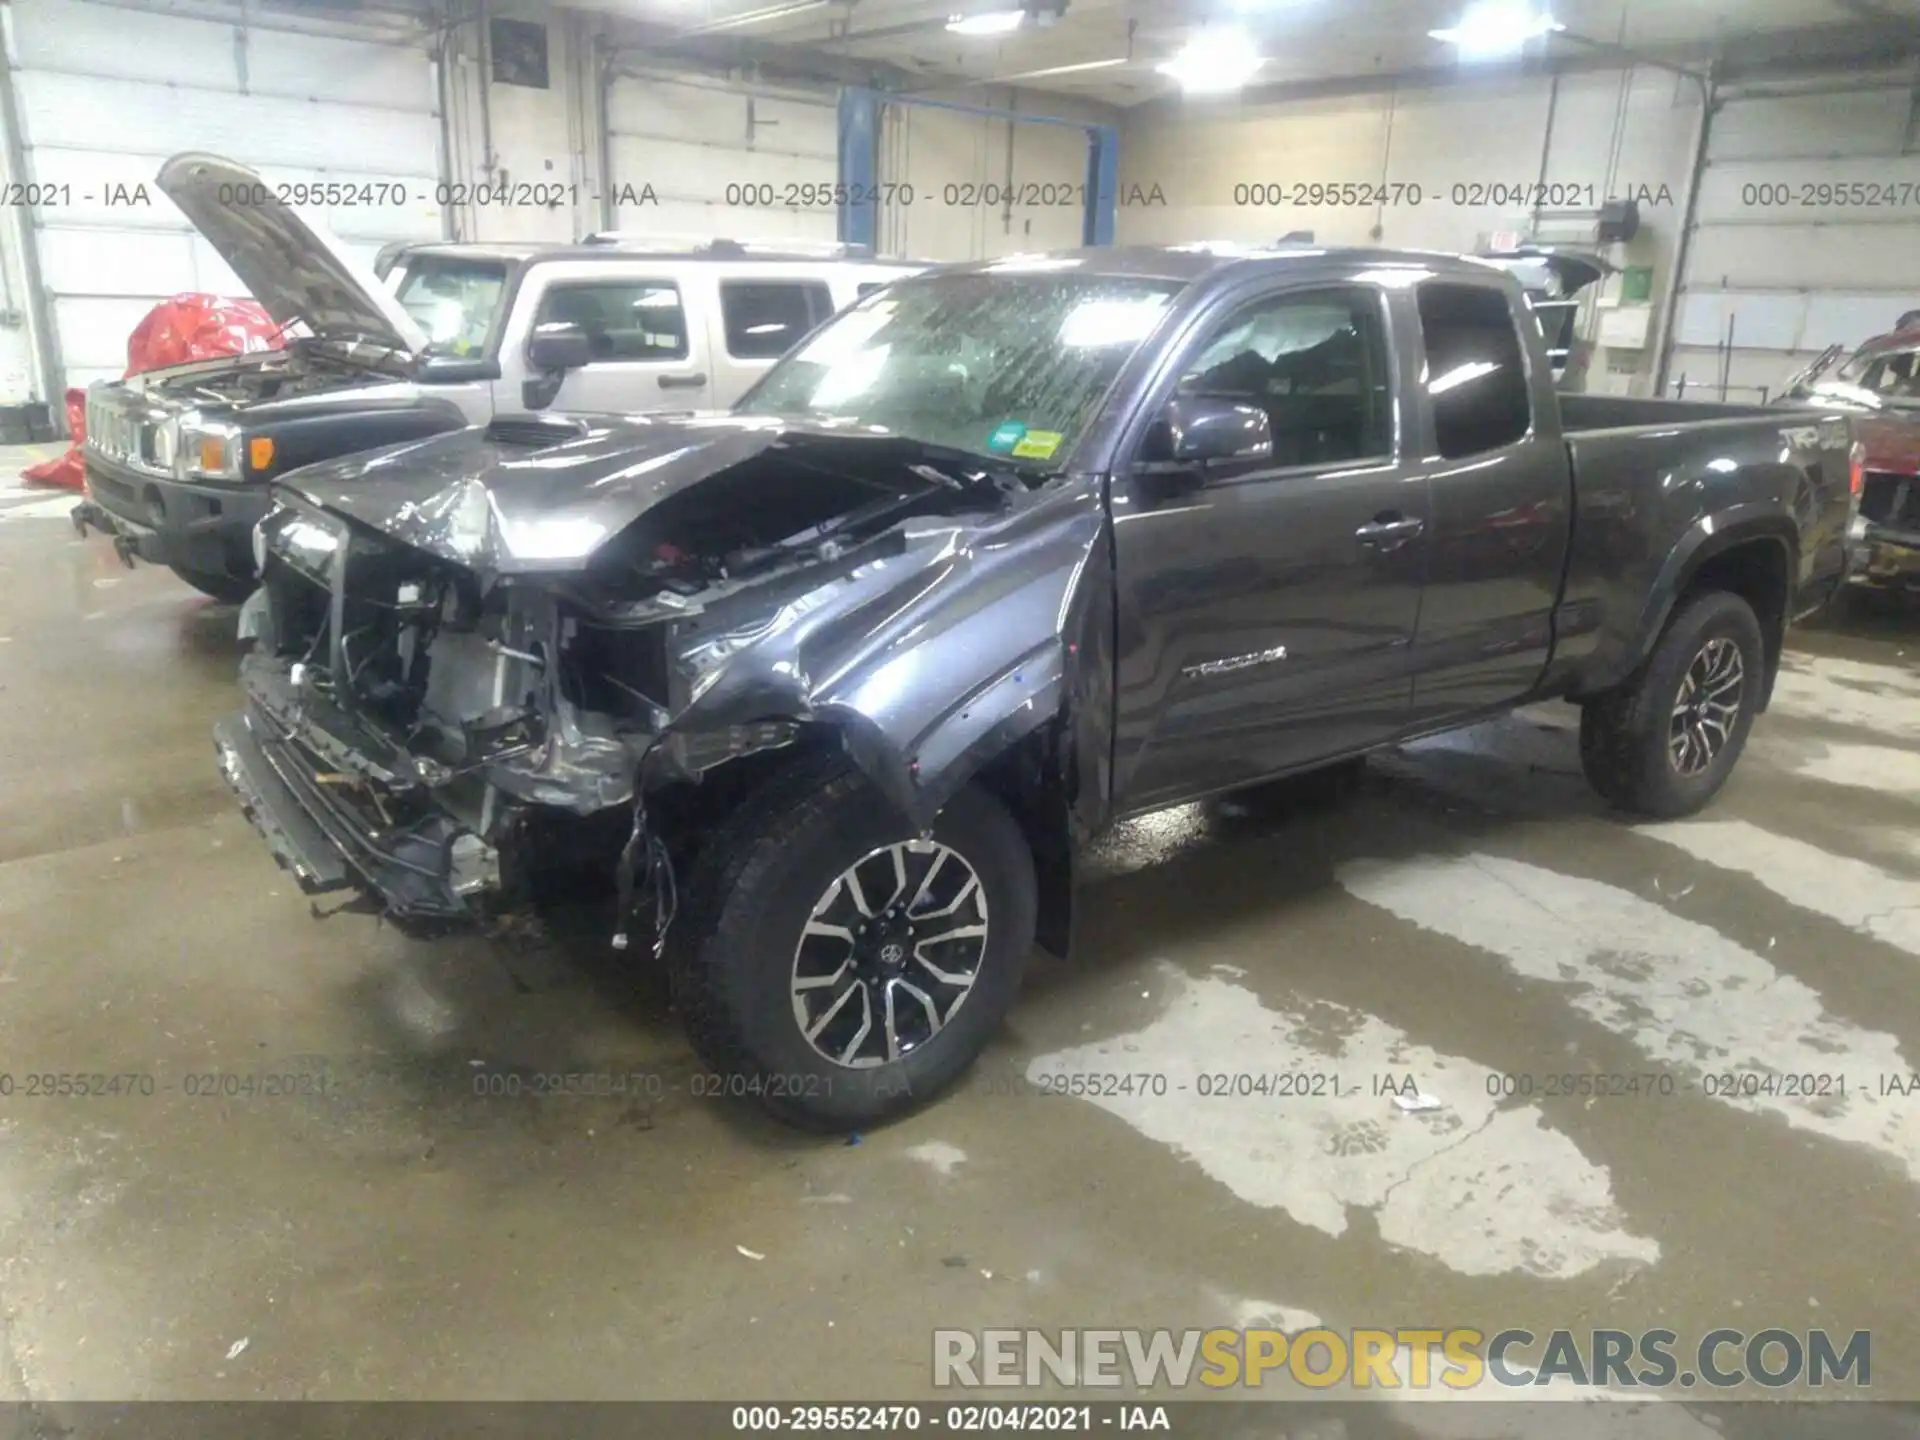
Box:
3, 453, 1919, 1421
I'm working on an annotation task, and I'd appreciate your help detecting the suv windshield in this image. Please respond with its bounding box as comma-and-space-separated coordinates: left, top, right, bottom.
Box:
735, 267, 1185, 465
393, 256, 510, 358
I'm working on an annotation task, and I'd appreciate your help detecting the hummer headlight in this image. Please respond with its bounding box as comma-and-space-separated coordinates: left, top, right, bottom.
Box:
175, 418, 246, 480
152, 417, 178, 470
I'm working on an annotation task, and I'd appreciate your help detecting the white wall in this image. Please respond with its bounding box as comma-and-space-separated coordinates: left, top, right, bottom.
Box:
605, 65, 840, 242
1669, 69, 1920, 402
5, 0, 443, 394
1116, 67, 1705, 394
443, 6, 603, 244
0, 104, 42, 406
879, 88, 1117, 262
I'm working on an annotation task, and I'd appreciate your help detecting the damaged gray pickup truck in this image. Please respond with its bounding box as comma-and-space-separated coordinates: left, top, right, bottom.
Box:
216, 245, 1857, 1128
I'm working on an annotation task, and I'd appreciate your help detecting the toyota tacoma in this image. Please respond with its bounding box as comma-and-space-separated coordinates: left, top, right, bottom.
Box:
213, 245, 1859, 1128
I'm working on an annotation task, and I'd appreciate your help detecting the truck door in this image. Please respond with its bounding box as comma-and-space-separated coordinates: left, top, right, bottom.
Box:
1402, 279, 1573, 725
501, 269, 715, 414
1110, 280, 1429, 814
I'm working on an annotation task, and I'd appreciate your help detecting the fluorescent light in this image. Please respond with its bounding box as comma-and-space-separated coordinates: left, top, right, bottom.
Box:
994, 57, 1127, 81
1429, 1, 1563, 58
690, 0, 828, 34
947, 9, 1025, 35
1157, 26, 1265, 93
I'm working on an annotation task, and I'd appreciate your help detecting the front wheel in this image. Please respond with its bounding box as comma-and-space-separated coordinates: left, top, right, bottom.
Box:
669, 755, 1037, 1130
1579, 590, 1764, 818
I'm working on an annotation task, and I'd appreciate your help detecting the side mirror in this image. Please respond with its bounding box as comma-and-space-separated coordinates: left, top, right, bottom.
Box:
527, 322, 592, 373
1138, 395, 1273, 476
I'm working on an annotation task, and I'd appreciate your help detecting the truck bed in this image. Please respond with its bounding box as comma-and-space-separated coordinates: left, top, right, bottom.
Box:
1558, 393, 1785, 433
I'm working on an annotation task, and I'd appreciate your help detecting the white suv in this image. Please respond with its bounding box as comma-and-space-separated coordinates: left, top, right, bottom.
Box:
381, 234, 922, 417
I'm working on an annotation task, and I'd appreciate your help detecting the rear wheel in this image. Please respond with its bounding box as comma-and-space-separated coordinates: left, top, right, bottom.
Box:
1579, 590, 1764, 818
168, 562, 254, 604
669, 754, 1036, 1130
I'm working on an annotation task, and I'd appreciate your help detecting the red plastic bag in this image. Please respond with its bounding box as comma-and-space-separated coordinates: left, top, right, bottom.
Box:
20, 293, 284, 490
124, 294, 281, 376
20, 388, 86, 490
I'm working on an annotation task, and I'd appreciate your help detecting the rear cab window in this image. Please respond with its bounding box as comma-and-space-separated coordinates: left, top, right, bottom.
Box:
1416, 282, 1533, 459
719, 279, 836, 360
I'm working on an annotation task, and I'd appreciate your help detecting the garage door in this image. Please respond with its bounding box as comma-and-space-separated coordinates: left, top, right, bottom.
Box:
604, 67, 839, 245
1668, 74, 1920, 402
878, 100, 1090, 262
8, 0, 445, 391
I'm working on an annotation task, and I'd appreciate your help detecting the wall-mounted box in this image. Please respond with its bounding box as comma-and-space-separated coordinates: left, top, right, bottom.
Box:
1599, 305, 1654, 349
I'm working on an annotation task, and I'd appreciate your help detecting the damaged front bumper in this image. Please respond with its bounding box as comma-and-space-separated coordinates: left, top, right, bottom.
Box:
214, 659, 501, 921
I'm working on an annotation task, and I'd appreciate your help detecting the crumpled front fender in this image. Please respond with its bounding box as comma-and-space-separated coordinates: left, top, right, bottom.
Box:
657, 477, 1107, 831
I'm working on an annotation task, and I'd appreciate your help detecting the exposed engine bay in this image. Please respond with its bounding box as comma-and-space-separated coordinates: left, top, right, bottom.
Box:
136, 341, 406, 409
224, 415, 1089, 950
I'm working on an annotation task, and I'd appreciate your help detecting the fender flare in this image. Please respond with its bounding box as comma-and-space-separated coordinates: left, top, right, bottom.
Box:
1600, 504, 1797, 696
824, 637, 1068, 834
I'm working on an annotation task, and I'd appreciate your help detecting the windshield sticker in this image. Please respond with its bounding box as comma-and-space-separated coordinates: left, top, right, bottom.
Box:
988, 421, 1028, 452
1011, 430, 1063, 460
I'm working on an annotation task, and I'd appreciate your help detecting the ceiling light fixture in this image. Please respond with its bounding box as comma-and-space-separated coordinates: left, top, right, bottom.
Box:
994, 57, 1128, 80
688, 0, 829, 33
947, 9, 1026, 35
1428, 1, 1563, 59
1157, 25, 1265, 94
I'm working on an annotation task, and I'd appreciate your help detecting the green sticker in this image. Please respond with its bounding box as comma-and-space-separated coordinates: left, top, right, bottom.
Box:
1010, 429, 1063, 460
988, 421, 1027, 452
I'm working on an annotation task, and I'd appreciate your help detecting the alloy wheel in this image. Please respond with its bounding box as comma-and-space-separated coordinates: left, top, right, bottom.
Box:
789, 839, 991, 1069
1668, 637, 1745, 776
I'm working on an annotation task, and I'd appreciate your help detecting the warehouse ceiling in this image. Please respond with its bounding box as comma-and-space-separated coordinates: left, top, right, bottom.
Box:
582, 0, 1920, 105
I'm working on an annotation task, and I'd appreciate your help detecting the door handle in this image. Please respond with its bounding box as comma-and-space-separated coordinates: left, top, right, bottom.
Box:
1355, 513, 1424, 551
658, 373, 707, 390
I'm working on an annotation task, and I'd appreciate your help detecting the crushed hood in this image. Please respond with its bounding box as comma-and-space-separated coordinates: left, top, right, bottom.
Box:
157, 152, 430, 356
273, 412, 1026, 577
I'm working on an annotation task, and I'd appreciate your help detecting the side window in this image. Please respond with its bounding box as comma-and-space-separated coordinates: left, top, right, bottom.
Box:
1417, 282, 1532, 459
1177, 287, 1392, 469
720, 280, 834, 360
536, 281, 687, 362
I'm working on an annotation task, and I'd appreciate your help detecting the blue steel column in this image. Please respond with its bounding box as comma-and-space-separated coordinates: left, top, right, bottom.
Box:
1083, 123, 1119, 246
838, 87, 880, 251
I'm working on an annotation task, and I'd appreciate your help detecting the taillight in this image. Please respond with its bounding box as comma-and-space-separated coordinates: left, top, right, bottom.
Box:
1849, 440, 1866, 499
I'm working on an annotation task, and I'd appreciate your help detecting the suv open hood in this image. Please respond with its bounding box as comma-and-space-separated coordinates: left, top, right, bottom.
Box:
157, 152, 430, 356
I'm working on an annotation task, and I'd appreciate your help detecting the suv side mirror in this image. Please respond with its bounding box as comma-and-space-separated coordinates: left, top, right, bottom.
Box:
527, 322, 592, 373
523, 323, 592, 409
1138, 395, 1273, 476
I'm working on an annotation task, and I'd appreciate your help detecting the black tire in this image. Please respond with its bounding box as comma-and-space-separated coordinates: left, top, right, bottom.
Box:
669, 752, 1037, 1131
1579, 590, 1764, 818
168, 563, 254, 604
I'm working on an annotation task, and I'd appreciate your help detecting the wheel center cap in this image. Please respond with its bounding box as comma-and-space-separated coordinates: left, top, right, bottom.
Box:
858, 913, 915, 976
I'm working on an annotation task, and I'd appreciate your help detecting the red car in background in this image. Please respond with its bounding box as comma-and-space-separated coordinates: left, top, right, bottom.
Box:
1781, 324, 1920, 590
